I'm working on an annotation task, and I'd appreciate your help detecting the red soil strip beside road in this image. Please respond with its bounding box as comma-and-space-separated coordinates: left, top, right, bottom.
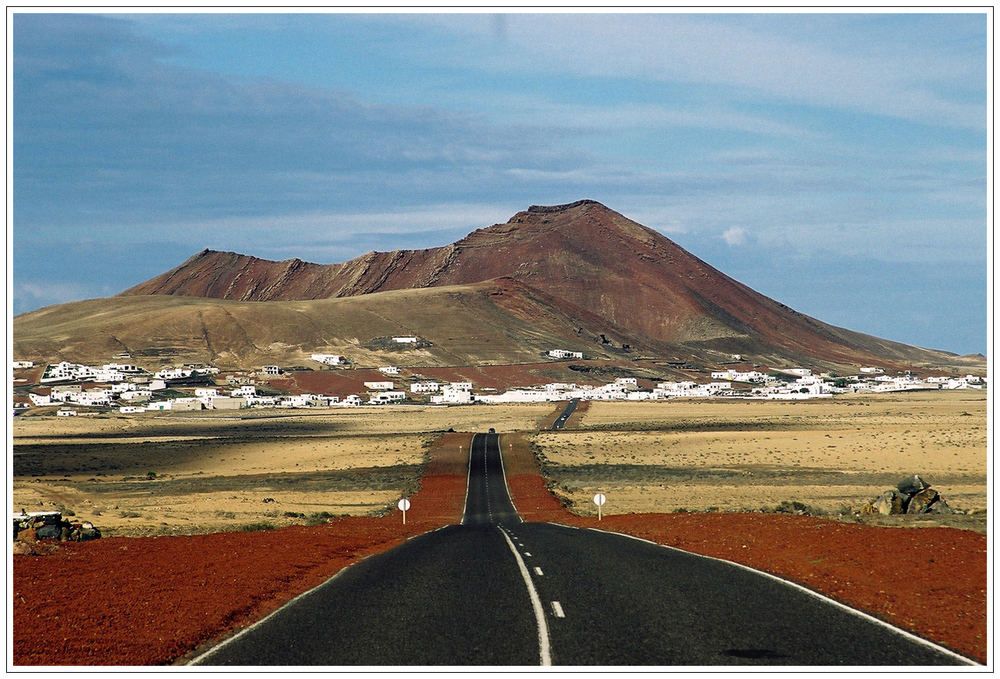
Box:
506, 473, 987, 664
12, 434, 470, 667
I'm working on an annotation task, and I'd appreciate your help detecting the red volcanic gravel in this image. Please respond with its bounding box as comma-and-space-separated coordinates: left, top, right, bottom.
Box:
13, 434, 987, 666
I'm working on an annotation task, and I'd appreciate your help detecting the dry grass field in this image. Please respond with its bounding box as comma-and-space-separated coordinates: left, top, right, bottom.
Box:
12, 392, 986, 536
11, 404, 555, 536
533, 391, 987, 525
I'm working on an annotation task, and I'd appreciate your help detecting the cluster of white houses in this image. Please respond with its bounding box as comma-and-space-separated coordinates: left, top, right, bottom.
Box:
12, 357, 987, 416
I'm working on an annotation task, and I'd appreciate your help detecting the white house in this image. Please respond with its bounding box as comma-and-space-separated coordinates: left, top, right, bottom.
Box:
410, 382, 440, 393
120, 390, 152, 401
28, 393, 52, 406
432, 385, 473, 404
56, 409, 77, 417
364, 381, 394, 391
370, 391, 406, 404
12, 361, 34, 370
379, 366, 401, 375
860, 366, 885, 374
155, 367, 194, 380
392, 337, 419, 344
449, 382, 473, 390
119, 406, 145, 414
547, 349, 583, 359
260, 365, 282, 375
341, 394, 364, 406
311, 353, 345, 365
784, 368, 812, 377
231, 385, 258, 398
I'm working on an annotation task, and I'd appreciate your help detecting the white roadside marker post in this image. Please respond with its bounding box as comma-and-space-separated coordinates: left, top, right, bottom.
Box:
593, 492, 606, 521
398, 497, 410, 525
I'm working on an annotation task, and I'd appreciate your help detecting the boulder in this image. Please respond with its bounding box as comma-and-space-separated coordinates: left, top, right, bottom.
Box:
873, 489, 904, 515
16, 526, 37, 543
897, 474, 930, 496
906, 488, 940, 514
36, 524, 62, 540
928, 498, 953, 514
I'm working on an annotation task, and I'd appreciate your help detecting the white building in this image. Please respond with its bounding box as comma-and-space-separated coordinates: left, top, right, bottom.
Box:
784, 368, 812, 377
311, 353, 346, 365
12, 361, 34, 370
28, 393, 52, 406
260, 365, 281, 375
119, 406, 145, 414
449, 382, 473, 390
154, 368, 193, 380
547, 349, 584, 359
432, 385, 473, 404
341, 395, 364, 406
379, 366, 401, 375
393, 337, 419, 344
860, 366, 885, 374
410, 382, 441, 393
231, 385, 258, 398
370, 391, 406, 404
120, 390, 152, 401
41, 361, 97, 383
364, 381, 394, 391
56, 409, 77, 417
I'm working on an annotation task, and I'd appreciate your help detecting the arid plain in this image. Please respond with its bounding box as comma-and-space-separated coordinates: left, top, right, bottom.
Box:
12, 390, 986, 535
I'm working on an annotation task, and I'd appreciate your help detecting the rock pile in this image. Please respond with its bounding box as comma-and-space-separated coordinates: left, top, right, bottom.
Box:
860, 475, 953, 516
12, 511, 101, 552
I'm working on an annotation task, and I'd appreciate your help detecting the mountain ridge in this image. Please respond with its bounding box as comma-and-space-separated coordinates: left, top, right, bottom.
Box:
21, 200, 976, 371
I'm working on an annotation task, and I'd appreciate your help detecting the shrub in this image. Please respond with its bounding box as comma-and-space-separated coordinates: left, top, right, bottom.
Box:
238, 522, 275, 532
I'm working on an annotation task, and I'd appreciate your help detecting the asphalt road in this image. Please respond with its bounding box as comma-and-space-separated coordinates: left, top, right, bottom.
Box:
551, 398, 579, 430
193, 432, 974, 667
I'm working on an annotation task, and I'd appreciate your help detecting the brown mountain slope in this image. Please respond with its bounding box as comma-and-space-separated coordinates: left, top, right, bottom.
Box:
14, 279, 662, 369
118, 200, 968, 370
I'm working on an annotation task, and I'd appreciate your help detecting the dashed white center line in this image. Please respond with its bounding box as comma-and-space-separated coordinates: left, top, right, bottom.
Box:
551, 601, 565, 618
534, 566, 544, 576
524, 552, 532, 557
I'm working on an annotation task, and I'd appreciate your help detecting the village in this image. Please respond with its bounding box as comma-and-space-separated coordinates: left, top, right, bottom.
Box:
10, 346, 987, 417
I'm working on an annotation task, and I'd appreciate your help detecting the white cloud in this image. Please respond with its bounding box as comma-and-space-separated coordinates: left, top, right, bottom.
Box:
414, 13, 985, 130
722, 227, 748, 246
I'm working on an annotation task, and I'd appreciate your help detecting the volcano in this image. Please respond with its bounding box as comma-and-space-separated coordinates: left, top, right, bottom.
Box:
16, 200, 974, 371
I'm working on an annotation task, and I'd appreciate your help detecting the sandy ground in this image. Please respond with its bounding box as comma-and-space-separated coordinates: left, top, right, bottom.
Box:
532, 391, 987, 518
11, 404, 555, 535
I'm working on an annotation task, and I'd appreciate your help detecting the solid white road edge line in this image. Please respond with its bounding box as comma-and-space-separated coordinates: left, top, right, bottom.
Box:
187, 526, 445, 666
460, 433, 476, 525
581, 525, 979, 666
499, 527, 552, 666
497, 432, 524, 523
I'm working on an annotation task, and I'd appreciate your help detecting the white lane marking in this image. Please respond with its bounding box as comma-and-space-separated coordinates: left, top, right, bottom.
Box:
499, 528, 551, 666
580, 525, 979, 666
460, 433, 475, 525
534, 567, 544, 576
551, 601, 565, 618
524, 552, 531, 557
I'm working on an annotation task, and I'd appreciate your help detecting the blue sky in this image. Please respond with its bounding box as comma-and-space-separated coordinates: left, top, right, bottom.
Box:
11, 11, 989, 355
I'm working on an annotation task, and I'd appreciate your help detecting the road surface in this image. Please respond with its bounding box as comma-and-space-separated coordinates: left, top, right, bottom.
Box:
551, 399, 579, 430
193, 432, 973, 666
